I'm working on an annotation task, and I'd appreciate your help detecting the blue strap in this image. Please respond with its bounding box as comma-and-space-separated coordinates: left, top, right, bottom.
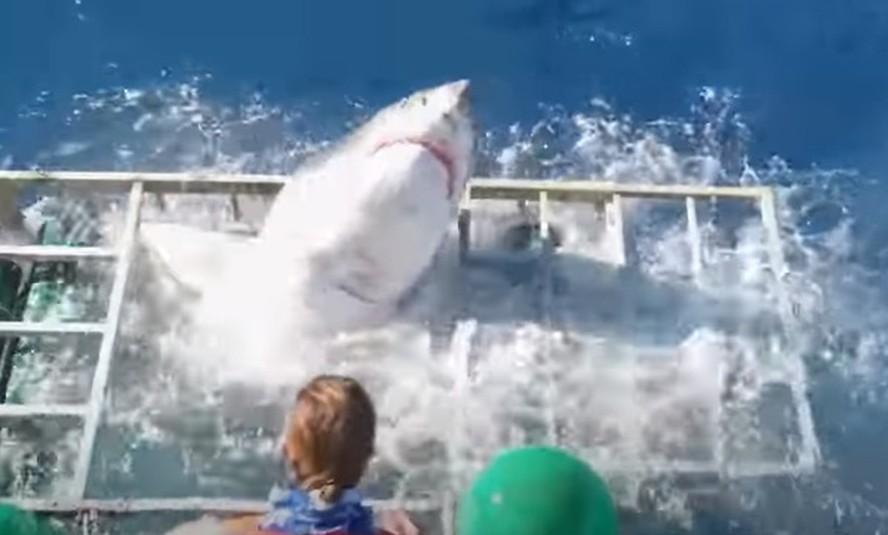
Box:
259, 485, 376, 535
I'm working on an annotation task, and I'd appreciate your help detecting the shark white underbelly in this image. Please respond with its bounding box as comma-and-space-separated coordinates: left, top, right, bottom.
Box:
139, 80, 475, 374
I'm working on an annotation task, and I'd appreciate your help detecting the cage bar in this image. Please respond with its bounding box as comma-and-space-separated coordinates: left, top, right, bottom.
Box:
70, 181, 144, 498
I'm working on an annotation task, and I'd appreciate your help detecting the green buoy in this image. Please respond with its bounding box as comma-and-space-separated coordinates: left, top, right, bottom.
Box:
0, 504, 66, 535
457, 446, 619, 535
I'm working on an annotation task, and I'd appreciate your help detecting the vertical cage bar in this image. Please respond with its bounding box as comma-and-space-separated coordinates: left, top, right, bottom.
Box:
71, 181, 144, 498
686, 196, 703, 277
605, 194, 627, 266
758, 188, 820, 471
538, 191, 559, 445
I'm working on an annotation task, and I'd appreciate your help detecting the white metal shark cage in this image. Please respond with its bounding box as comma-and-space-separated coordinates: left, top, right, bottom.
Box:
0, 171, 820, 533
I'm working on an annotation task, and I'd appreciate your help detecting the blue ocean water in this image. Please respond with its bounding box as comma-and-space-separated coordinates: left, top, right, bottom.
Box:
2, 0, 888, 533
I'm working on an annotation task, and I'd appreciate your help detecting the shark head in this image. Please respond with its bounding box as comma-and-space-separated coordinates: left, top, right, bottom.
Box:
353, 79, 475, 205
138, 81, 479, 378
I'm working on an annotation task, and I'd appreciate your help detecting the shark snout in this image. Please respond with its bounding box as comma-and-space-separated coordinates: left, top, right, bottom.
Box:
448, 79, 471, 112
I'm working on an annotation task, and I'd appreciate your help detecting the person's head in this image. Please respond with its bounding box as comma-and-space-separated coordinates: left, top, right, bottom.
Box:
457, 446, 619, 535
282, 374, 377, 503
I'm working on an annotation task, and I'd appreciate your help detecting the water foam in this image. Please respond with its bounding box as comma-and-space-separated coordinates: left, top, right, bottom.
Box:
2, 75, 887, 531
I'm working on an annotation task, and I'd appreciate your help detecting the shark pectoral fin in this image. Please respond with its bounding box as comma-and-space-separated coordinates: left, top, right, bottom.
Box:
138, 222, 255, 295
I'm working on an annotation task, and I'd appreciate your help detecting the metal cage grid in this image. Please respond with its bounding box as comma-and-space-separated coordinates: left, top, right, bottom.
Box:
0, 170, 819, 528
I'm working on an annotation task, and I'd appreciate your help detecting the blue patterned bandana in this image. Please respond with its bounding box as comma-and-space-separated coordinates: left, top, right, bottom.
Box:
259, 485, 377, 535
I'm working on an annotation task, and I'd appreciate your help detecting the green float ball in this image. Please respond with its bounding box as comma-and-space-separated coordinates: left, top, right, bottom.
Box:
0, 504, 65, 535
457, 447, 618, 535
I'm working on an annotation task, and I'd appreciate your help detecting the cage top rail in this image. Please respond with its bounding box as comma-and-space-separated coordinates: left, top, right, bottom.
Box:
0, 170, 770, 200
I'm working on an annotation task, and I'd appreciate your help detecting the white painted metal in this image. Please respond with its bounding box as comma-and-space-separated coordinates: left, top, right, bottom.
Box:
576, 457, 816, 478
440, 492, 456, 535
0, 321, 106, 336
0, 170, 768, 198
456, 454, 815, 479
0, 496, 441, 514
0, 245, 116, 261
605, 194, 627, 266
758, 188, 821, 472
467, 178, 768, 200
685, 196, 703, 277
537, 190, 559, 446
70, 181, 144, 498
0, 170, 286, 192
0, 403, 86, 418
538, 190, 551, 242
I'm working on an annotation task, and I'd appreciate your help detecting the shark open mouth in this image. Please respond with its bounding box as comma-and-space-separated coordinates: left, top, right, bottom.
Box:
373, 137, 457, 199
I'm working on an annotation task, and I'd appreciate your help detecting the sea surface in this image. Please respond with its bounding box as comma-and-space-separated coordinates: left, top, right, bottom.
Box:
3, 1, 888, 533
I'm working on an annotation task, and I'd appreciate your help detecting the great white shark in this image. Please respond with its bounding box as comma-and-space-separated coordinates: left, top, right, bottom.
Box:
138, 79, 475, 373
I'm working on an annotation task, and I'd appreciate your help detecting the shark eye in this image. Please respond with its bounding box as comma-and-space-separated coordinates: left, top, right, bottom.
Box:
421, 96, 428, 106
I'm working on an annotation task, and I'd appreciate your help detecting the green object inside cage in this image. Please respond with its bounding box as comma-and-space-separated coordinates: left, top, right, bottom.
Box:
0, 261, 21, 321
0, 217, 78, 403
0, 259, 24, 402
0, 504, 67, 535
